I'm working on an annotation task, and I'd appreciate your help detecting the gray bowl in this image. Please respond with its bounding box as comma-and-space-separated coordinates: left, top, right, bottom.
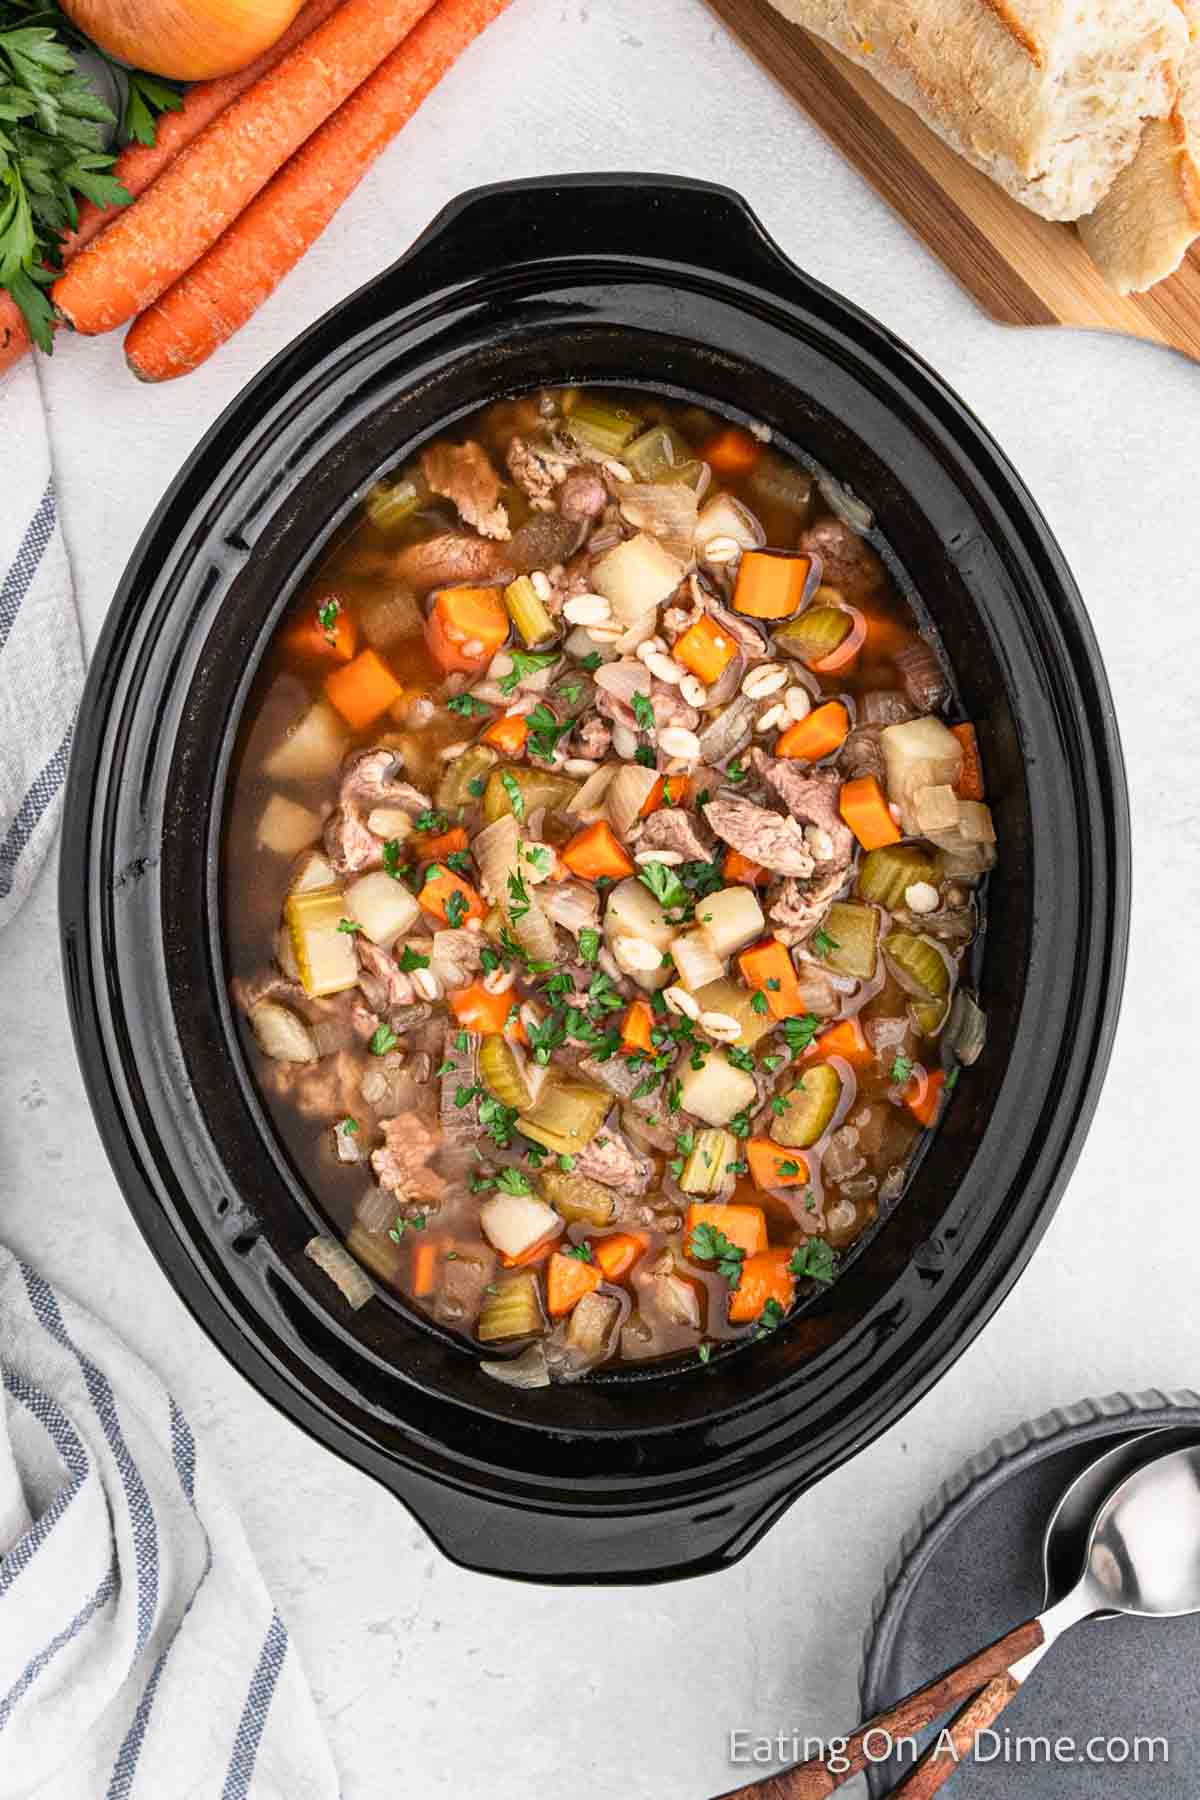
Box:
860, 1391, 1200, 1796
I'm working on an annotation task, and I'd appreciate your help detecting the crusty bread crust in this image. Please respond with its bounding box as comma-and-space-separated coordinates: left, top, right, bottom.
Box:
1079, 11, 1200, 291
767, 0, 1189, 219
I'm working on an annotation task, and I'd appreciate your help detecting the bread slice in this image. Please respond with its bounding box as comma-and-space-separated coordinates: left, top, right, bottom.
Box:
765, 0, 1189, 220
1078, 5, 1200, 289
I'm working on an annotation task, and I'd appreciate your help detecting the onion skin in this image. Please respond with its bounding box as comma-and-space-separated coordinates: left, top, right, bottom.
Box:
60, 0, 306, 80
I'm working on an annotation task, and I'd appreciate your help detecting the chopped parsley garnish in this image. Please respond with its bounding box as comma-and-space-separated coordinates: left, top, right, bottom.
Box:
637, 860, 689, 916
789, 1239, 836, 1284
339, 1117, 359, 1135
726, 757, 747, 784
317, 597, 340, 644
688, 1222, 746, 1288
435, 1059, 455, 1077
811, 928, 840, 958
728, 1110, 751, 1139
456, 1030, 470, 1053
891, 1053, 915, 1085
728, 1046, 756, 1074
526, 702, 572, 761
337, 917, 361, 934
446, 850, 471, 876
369, 1024, 399, 1056
445, 890, 469, 930
782, 1013, 821, 1054
559, 681, 582, 705
382, 838, 408, 882
750, 990, 769, 1015
397, 945, 430, 972
506, 870, 531, 923
587, 970, 624, 1014
635, 745, 657, 768
498, 649, 559, 696
414, 809, 449, 836
778, 1159, 803, 1177
500, 770, 525, 821
493, 1167, 532, 1196
577, 652, 602, 673
770, 1095, 787, 1117
698, 1343, 712, 1364
479, 1095, 519, 1148
467, 776, 487, 799
524, 844, 551, 876
632, 689, 656, 733
755, 1298, 786, 1338
558, 1154, 576, 1172
563, 1241, 594, 1262
679, 858, 726, 902
527, 1014, 566, 1067
578, 927, 600, 965
945, 1066, 960, 1091
388, 1212, 427, 1243
447, 692, 490, 718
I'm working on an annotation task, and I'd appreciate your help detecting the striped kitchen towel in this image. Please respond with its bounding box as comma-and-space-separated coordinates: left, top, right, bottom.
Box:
0, 357, 83, 929
0, 1247, 340, 1800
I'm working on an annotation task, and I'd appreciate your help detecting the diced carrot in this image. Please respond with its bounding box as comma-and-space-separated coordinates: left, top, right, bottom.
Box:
447, 980, 523, 1040
283, 592, 359, 663
591, 1232, 648, 1283
561, 821, 635, 882
839, 774, 901, 850
419, 866, 485, 928
673, 614, 737, 686
952, 724, 985, 801
415, 825, 469, 862
746, 1140, 809, 1192
621, 1000, 655, 1056
424, 586, 509, 674
409, 1237, 440, 1298
480, 713, 529, 756
904, 1067, 946, 1128
702, 427, 761, 477
728, 1249, 794, 1324
733, 550, 813, 621
546, 1250, 603, 1316
723, 847, 766, 886
642, 773, 691, 816
738, 937, 803, 1020
775, 701, 850, 762
807, 1017, 873, 1070
686, 1202, 768, 1261
324, 648, 403, 729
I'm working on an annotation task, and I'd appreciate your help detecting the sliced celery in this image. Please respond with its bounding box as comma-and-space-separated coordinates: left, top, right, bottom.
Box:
482, 766, 579, 823
884, 932, 950, 1002
365, 478, 419, 534
477, 1272, 545, 1343
775, 606, 853, 665
771, 1064, 842, 1149
566, 398, 642, 458
856, 844, 941, 910
284, 885, 360, 997
479, 1036, 533, 1112
624, 424, 693, 483
504, 576, 558, 649
436, 743, 498, 811
519, 1079, 612, 1155
817, 902, 879, 980
680, 1129, 738, 1196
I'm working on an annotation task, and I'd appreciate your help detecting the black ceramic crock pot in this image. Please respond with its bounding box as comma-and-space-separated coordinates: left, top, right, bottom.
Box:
60, 175, 1129, 1585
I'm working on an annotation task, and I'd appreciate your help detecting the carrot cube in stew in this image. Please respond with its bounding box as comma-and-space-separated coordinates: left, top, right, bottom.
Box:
733, 550, 813, 621
839, 774, 901, 850
685, 1202, 768, 1261
415, 825, 469, 862
591, 1233, 648, 1282
425, 586, 509, 675
774, 700, 849, 762
673, 615, 737, 686
808, 1017, 873, 1070
419, 865, 485, 928
480, 713, 529, 756
561, 821, 634, 882
324, 648, 403, 730
448, 980, 524, 1040
701, 426, 761, 477
723, 847, 766, 886
546, 1250, 603, 1316
746, 1140, 809, 1192
904, 1067, 946, 1128
621, 1000, 656, 1056
642, 773, 691, 815
284, 593, 358, 663
728, 1249, 794, 1324
951, 724, 985, 801
737, 937, 804, 1020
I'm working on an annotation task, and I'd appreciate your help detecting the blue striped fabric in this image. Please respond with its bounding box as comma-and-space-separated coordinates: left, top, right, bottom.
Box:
0, 482, 55, 655
0, 1246, 340, 1797
0, 724, 74, 902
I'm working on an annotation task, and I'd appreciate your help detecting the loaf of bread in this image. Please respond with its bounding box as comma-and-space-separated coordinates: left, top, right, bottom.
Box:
765, 0, 1190, 221
1078, 4, 1200, 290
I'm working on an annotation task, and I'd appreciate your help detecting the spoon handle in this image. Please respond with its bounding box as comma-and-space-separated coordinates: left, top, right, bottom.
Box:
711, 1618, 1044, 1800
886, 1673, 1021, 1797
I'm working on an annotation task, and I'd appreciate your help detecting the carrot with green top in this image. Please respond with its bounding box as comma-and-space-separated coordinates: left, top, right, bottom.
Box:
642, 773, 690, 815
54, 0, 444, 336
124, 0, 515, 379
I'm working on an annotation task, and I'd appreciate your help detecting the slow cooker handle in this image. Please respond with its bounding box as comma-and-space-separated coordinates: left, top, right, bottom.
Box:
384, 172, 820, 310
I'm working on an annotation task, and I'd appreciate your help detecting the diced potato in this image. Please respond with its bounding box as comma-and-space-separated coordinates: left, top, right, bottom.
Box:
692, 978, 775, 1049
678, 1050, 758, 1127
880, 717, 962, 836
248, 1000, 317, 1063
366, 807, 414, 839
290, 849, 336, 895
671, 930, 725, 992
604, 878, 676, 951
257, 793, 321, 856
913, 784, 961, 834
591, 532, 686, 625
283, 885, 360, 997
696, 886, 765, 959
957, 801, 996, 845
478, 1193, 562, 1261
263, 699, 347, 782
344, 869, 421, 946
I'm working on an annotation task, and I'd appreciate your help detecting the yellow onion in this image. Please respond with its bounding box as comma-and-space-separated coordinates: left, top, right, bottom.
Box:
60, 0, 306, 81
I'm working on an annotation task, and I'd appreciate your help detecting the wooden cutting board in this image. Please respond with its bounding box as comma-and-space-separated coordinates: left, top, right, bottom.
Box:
706, 0, 1200, 364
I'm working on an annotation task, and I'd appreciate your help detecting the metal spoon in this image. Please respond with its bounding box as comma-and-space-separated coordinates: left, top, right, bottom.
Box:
713, 1429, 1200, 1800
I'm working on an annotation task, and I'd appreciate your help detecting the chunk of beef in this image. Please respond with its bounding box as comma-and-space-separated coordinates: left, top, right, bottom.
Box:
797, 518, 886, 601
578, 1055, 647, 1105
696, 694, 756, 767
391, 533, 514, 596
574, 714, 611, 761
436, 1247, 497, 1328
703, 797, 816, 877
751, 755, 854, 866
559, 468, 608, 521
325, 807, 380, 876
439, 1029, 480, 1145
355, 938, 415, 1013
506, 434, 560, 501
508, 510, 583, 577
429, 928, 482, 992
637, 808, 713, 863
260, 1050, 359, 1119
324, 749, 430, 876
370, 1113, 446, 1207
837, 726, 886, 784
894, 640, 951, 714
767, 865, 852, 943
574, 1123, 654, 1195
421, 440, 509, 541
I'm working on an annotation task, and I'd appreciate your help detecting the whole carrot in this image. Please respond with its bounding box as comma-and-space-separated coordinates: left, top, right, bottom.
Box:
126, 0, 513, 382
53, 0, 441, 336
0, 0, 343, 377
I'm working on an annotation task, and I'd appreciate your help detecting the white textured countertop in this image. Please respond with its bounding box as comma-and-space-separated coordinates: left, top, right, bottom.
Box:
4, 1, 1200, 1794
